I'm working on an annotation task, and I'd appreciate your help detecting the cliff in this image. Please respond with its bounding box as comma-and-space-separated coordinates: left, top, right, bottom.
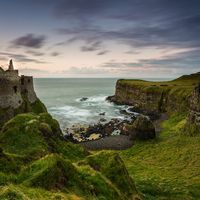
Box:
109, 72, 199, 113
108, 72, 200, 132
0, 60, 46, 126
109, 72, 200, 199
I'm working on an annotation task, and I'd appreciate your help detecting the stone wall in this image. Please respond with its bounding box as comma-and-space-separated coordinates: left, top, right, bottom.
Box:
0, 61, 47, 126
189, 84, 200, 129
21, 75, 37, 103
0, 71, 22, 109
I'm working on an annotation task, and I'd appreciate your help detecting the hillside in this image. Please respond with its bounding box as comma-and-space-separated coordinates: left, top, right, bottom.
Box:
108, 72, 200, 117
0, 113, 141, 200
108, 72, 200, 199
120, 113, 200, 199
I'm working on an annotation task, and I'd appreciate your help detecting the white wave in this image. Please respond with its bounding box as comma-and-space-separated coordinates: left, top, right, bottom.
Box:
50, 105, 91, 118
76, 95, 106, 103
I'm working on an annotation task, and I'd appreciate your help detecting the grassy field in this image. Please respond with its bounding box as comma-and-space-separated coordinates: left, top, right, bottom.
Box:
119, 72, 200, 87
120, 113, 200, 200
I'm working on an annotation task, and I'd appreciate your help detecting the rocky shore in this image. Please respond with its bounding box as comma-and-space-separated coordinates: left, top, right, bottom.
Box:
64, 100, 157, 150
65, 72, 200, 150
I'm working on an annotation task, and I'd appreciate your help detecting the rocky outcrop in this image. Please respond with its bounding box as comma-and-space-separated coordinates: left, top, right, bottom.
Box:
123, 115, 156, 140
188, 83, 200, 130
108, 79, 194, 119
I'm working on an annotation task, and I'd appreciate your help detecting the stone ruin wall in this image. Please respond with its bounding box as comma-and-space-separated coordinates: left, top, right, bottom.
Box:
20, 75, 37, 103
189, 84, 200, 129
0, 71, 23, 109
0, 69, 37, 109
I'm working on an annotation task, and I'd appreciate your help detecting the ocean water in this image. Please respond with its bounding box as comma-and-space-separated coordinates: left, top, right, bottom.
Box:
34, 78, 127, 130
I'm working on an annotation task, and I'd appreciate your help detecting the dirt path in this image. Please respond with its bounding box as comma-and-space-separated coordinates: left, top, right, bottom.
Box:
80, 135, 134, 150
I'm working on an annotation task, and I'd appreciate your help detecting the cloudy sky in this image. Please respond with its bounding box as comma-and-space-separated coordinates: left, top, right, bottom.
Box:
0, 0, 200, 78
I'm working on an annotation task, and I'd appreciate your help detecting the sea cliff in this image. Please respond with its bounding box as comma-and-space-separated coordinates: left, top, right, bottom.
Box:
108, 72, 200, 132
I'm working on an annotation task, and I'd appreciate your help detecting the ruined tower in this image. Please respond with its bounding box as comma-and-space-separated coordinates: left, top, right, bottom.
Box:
8, 59, 14, 70
0, 60, 38, 123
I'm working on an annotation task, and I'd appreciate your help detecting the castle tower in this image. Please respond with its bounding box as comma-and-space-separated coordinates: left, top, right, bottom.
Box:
8, 59, 14, 70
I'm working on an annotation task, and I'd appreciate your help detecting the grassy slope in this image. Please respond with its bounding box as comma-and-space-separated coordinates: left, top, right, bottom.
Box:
117, 72, 200, 100
120, 113, 200, 200
119, 72, 200, 87
0, 113, 140, 200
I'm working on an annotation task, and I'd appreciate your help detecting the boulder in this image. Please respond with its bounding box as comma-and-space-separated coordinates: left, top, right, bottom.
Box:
80, 97, 88, 101
123, 115, 156, 140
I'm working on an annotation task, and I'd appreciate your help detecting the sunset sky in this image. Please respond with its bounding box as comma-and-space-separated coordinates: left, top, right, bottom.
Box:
0, 0, 200, 78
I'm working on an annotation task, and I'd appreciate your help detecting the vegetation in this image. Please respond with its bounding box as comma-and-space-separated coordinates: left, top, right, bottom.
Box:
120, 113, 200, 200
0, 113, 140, 200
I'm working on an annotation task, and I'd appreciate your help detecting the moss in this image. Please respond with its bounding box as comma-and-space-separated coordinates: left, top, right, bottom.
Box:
0, 185, 85, 200
114, 72, 200, 115
0, 113, 49, 158
17, 153, 136, 200
30, 99, 47, 114
0, 186, 24, 200
183, 123, 200, 136
86, 151, 139, 199
18, 154, 78, 190
120, 113, 200, 199
0, 112, 141, 199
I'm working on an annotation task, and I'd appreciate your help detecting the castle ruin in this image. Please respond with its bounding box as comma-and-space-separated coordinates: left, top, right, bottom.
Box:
0, 60, 37, 109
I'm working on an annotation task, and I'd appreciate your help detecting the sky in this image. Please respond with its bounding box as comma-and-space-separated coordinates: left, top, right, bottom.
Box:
0, 0, 200, 78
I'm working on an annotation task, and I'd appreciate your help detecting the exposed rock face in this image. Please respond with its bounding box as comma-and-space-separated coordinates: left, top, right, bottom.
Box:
123, 115, 156, 140
0, 60, 46, 125
108, 79, 191, 118
189, 84, 200, 129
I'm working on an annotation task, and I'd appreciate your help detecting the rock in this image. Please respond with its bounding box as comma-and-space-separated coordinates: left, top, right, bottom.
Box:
80, 97, 88, 101
0, 147, 3, 156
99, 112, 106, 116
87, 133, 101, 140
123, 115, 156, 140
111, 129, 121, 135
119, 109, 129, 115
99, 118, 107, 122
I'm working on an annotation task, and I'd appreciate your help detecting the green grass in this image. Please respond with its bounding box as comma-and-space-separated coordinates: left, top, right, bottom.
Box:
0, 113, 141, 200
120, 114, 200, 200
119, 71, 200, 87
114, 72, 200, 114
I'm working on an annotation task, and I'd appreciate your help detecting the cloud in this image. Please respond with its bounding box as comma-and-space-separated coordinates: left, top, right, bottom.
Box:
19, 68, 48, 74
0, 52, 46, 64
97, 50, 109, 55
26, 50, 45, 57
11, 34, 46, 49
55, 0, 200, 50
63, 66, 108, 75
50, 52, 60, 56
99, 48, 200, 76
19, 68, 50, 77
80, 41, 102, 52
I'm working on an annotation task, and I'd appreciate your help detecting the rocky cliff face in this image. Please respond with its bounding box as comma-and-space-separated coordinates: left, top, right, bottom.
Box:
189, 84, 200, 129
109, 79, 191, 118
109, 73, 200, 133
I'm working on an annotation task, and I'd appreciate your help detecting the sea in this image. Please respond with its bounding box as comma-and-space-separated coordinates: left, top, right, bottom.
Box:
34, 78, 127, 130
34, 78, 170, 131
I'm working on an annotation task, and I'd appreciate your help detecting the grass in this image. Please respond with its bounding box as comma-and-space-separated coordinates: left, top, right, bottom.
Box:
114, 72, 200, 115
0, 113, 141, 200
120, 113, 200, 200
